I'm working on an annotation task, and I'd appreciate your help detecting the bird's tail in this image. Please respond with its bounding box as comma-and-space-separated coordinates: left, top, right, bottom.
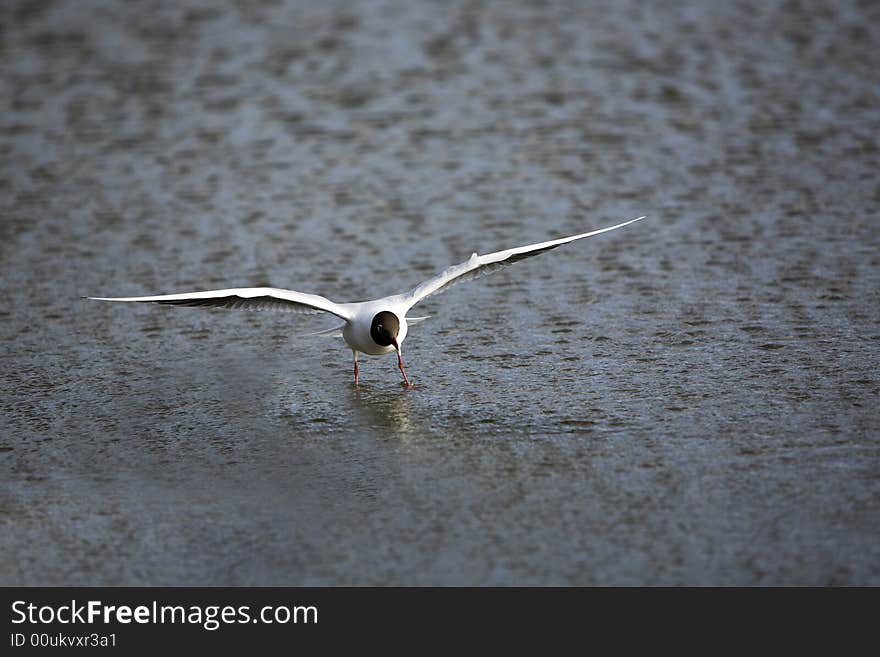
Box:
303, 323, 345, 338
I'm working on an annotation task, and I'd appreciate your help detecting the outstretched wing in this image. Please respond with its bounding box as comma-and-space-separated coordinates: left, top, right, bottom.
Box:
403, 216, 645, 309
87, 287, 353, 321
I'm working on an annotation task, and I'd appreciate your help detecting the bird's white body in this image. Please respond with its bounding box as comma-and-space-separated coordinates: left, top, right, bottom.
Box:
88, 216, 645, 385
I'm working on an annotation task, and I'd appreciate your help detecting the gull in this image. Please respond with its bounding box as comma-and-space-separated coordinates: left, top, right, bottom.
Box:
88, 216, 645, 386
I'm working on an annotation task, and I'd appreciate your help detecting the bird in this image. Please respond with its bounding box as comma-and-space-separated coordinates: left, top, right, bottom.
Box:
88, 216, 645, 386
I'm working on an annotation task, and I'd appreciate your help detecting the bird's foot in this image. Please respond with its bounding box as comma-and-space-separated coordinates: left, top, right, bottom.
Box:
396, 353, 412, 387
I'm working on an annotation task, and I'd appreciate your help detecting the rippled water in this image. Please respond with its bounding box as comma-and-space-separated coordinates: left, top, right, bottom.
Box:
2, 0, 878, 585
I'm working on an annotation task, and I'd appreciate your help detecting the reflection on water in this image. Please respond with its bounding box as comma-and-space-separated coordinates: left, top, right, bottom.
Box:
351, 386, 416, 439
275, 379, 418, 439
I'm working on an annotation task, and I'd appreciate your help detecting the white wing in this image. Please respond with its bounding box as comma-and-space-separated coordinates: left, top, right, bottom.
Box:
403, 216, 646, 309
87, 287, 353, 321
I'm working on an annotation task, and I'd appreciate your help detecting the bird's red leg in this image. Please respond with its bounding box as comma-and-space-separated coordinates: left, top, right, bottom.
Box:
352, 351, 359, 386
397, 351, 411, 386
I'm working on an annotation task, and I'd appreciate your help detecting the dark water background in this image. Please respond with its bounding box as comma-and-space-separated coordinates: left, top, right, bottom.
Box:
1, 0, 878, 585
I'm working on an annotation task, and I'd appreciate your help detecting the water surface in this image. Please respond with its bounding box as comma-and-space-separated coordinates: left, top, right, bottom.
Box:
1, 0, 878, 585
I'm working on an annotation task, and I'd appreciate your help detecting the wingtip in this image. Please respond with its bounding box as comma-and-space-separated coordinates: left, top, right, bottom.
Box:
621, 215, 647, 227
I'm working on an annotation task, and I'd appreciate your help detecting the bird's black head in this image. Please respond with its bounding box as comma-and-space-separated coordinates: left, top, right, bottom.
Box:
370, 311, 400, 348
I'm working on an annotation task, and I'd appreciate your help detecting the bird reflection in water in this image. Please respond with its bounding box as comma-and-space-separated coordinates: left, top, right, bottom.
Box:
351, 385, 417, 439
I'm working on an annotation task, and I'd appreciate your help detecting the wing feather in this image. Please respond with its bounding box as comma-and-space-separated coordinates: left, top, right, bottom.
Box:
403, 216, 645, 308
87, 287, 353, 320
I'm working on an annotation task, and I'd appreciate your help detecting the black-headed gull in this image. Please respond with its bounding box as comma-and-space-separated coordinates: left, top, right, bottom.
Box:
89, 216, 645, 385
